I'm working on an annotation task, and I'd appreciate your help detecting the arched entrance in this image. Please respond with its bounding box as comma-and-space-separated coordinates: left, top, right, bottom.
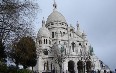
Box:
86, 60, 92, 73
77, 60, 84, 73
68, 60, 75, 73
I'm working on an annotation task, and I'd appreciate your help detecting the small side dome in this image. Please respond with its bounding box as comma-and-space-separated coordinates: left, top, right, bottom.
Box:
46, 10, 66, 24
37, 27, 50, 38
37, 18, 50, 38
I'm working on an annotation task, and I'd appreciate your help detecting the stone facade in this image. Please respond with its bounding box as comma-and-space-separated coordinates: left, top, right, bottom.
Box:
34, 1, 110, 73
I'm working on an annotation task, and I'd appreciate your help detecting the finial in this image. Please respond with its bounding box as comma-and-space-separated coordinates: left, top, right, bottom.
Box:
77, 21, 80, 30
82, 30, 86, 39
53, 0, 57, 10
42, 17, 45, 27
70, 24, 72, 27
77, 21, 79, 27
82, 30, 85, 35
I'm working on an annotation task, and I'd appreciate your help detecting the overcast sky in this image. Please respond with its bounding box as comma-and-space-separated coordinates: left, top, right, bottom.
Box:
34, 0, 116, 70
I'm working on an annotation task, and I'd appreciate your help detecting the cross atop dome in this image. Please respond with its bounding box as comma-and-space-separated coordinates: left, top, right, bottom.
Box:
53, 0, 57, 10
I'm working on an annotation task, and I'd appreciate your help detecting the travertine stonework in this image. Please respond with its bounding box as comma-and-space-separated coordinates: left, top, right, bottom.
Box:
34, 1, 110, 73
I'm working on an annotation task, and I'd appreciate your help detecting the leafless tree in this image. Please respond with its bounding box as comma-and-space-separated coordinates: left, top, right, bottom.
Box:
52, 44, 67, 73
0, 0, 39, 65
0, 0, 38, 44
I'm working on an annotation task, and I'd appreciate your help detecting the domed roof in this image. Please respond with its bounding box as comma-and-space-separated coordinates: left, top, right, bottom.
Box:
37, 19, 50, 38
37, 27, 50, 38
46, 10, 66, 24
46, 0, 67, 24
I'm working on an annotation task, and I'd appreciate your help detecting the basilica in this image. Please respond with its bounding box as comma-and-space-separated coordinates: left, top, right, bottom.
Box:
34, 1, 110, 73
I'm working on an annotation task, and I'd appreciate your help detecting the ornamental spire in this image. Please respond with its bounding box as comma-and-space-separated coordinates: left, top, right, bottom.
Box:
82, 30, 87, 40
53, 0, 57, 10
77, 21, 80, 30
42, 17, 45, 27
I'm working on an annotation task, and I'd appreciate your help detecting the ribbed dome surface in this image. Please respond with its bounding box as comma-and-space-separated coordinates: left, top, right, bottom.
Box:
46, 10, 66, 24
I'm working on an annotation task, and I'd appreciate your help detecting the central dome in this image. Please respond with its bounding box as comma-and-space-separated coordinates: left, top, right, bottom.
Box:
46, 10, 67, 24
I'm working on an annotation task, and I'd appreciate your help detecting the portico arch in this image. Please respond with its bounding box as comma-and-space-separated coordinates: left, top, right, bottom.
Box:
86, 60, 92, 73
77, 60, 84, 73
68, 60, 75, 73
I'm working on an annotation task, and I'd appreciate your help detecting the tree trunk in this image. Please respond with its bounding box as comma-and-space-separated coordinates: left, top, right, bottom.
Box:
16, 64, 19, 69
23, 65, 27, 69
15, 61, 19, 69
32, 66, 33, 73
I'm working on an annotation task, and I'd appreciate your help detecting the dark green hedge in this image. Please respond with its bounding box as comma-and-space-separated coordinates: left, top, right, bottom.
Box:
0, 64, 32, 73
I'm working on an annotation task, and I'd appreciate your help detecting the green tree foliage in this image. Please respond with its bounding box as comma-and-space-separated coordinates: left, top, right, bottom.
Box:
0, 0, 38, 68
0, 63, 8, 73
0, 64, 32, 73
12, 36, 37, 69
0, 0, 38, 72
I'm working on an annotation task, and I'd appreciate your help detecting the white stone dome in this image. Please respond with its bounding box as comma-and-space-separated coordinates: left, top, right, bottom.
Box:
46, 10, 66, 24
37, 26, 50, 38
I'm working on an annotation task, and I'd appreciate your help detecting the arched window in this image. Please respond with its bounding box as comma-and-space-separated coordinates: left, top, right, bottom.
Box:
44, 39, 45, 44
47, 61, 49, 70
39, 40, 42, 44
70, 33, 71, 37
71, 42, 75, 52
60, 31, 62, 36
46, 39, 47, 44
49, 40, 51, 44
52, 32, 54, 38
51, 63, 53, 70
63, 32, 65, 35
79, 43, 81, 46
51, 22, 54, 25
44, 63, 46, 70
65, 49, 66, 55
80, 49, 82, 55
